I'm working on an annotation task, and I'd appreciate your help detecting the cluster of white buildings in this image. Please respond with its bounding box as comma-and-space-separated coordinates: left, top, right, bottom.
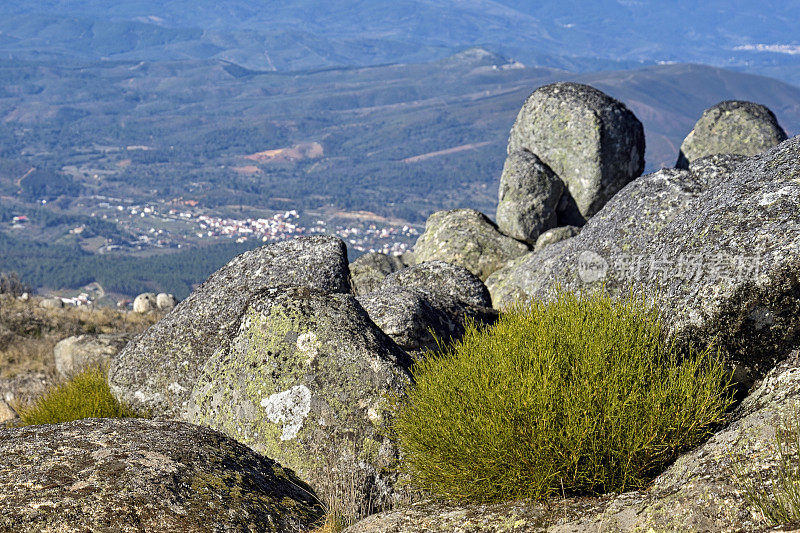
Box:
196, 210, 303, 243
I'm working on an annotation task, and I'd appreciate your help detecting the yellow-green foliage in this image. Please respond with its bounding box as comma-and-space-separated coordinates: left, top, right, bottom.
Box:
18, 366, 144, 425
734, 411, 800, 527
392, 290, 734, 502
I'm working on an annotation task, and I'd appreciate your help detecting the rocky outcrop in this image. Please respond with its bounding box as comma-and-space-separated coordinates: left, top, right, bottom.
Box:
0, 399, 17, 425
133, 292, 157, 313
507, 82, 645, 219
533, 225, 581, 252
345, 349, 800, 533
350, 252, 406, 296
413, 209, 529, 281
38, 298, 63, 309
358, 261, 496, 352
53, 334, 132, 378
688, 153, 748, 188
677, 100, 788, 168
496, 150, 563, 244
109, 236, 350, 418
0, 418, 324, 532
488, 137, 800, 384
187, 286, 412, 516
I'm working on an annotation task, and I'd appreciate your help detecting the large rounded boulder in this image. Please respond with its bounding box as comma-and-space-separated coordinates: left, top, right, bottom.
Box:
496, 150, 563, 244
187, 286, 412, 516
676, 100, 787, 168
413, 209, 529, 281
507, 82, 645, 219
349, 252, 406, 296
108, 236, 350, 418
489, 137, 800, 384
358, 261, 496, 352
54, 333, 132, 378
0, 418, 324, 532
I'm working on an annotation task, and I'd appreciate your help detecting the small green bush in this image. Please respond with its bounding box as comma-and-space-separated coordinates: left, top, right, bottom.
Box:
733, 411, 800, 527
392, 290, 734, 502
18, 366, 144, 425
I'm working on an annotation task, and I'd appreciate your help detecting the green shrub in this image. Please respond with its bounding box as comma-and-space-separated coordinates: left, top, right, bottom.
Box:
18, 366, 144, 425
392, 290, 734, 502
733, 410, 800, 527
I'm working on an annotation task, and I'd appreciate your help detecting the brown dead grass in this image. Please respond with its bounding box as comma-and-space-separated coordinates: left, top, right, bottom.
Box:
0, 295, 159, 381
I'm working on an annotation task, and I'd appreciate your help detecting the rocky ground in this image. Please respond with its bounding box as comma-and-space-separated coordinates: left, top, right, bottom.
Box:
2, 85, 800, 532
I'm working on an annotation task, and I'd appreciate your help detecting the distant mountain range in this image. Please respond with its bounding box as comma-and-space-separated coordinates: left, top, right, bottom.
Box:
0, 1, 799, 84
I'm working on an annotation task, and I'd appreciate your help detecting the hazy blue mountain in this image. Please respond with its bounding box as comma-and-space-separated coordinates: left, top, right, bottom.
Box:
0, 1, 798, 83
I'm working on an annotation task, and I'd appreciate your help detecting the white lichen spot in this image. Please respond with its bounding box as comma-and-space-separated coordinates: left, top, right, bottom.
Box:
296, 331, 320, 365
167, 381, 185, 394
367, 406, 381, 424
134, 390, 147, 403
260, 385, 312, 440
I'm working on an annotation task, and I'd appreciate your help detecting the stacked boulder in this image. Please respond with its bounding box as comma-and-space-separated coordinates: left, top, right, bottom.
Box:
414, 83, 645, 281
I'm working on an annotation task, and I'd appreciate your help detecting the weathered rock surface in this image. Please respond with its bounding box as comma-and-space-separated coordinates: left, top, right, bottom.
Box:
187, 286, 412, 516
109, 236, 350, 418
414, 209, 529, 281
488, 137, 800, 383
359, 261, 496, 352
38, 298, 63, 309
54, 333, 132, 378
496, 150, 563, 244
0, 418, 324, 532
382, 260, 492, 309
350, 252, 406, 296
688, 153, 748, 188
677, 100, 788, 168
346, 350, 800, 533
533, 225, 581, 252
156, 292, 177, 310
0, 399, 17, 425
507, 82, 645, 219
133, 292, 157, 313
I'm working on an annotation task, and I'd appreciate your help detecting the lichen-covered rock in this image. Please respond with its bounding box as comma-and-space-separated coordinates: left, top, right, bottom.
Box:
507, 82, 645, 219
358, 287, 458, 352
54, 333, 132, 378
677, 100, 788, 168
688, 153, 748, 188
360, 261, 496, 352
0, 418, 324, 532
489, 137, 800, 384
350, 252, 406, 296
413, 209, 529, 281
133, 292, 157, 313
187, 286, 412, 516
533, 225, 581, 252
109, 236, 350, 418
496, 150, 563, 244
382, 260, 492, 309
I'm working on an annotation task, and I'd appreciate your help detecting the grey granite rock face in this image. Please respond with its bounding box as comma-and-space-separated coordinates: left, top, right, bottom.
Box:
350, 252, 406, 296
413, 209, 529, 281
359, 261, 496, 352
187, 286, 412, 516
382, 260, 492, 309
508, 82, 645, 218
0, 418, 324, 532
496, 150, 563, 244
533, 225, 581, 252
54, 333, 132, 378
688, 153, 748, 188
677, 100, 788, 168
108, 235, 350, 418
488, 137, 800, 383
